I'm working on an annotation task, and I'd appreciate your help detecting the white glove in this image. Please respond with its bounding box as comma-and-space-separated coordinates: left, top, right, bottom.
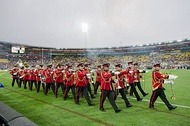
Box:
13, 73, 17, 75
139, 70, 143, 72
114, 71, 120, 75
86, 73, 91, 79
62, 70, 65, 73
114, 79, 118, 83
90, 70, 94, 73
129, 71, 133, 74
168, 75, 178, 80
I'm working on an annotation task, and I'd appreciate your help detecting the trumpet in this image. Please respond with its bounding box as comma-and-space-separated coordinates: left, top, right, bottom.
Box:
19, 74, 24, 79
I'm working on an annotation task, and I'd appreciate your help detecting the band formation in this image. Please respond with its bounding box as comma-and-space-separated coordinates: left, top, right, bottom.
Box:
9, 61, 177, 113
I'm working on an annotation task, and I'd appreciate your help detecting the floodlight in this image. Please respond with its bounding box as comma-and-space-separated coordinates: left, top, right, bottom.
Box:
81, 23, 88, 32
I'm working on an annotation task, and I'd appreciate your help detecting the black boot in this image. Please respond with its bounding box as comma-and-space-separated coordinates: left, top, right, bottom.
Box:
126, 104, 133, 107
169, 106, 177, 110
100, 107, 105, 112
115, 109, 121, 113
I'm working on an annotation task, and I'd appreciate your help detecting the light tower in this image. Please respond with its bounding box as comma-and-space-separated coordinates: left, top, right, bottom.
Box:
81, 23, 88, 48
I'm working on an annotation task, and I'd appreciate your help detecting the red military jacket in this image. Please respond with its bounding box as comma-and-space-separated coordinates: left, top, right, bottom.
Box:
84, 69, 90, 84
115, 70, 128, 88
126, 67, 134, 84
152, 70, 168, 91
96, 71, 101, 82
65, 70, 74, 86
10, 67, 19, 78
100, 71, 113, 90
55, 69, 64, 83
76, 70, 86, 87
44, 69, 54, 83
35, 69, 43, 82
18, 69, 24, 79
30, 69, 36, 81
23, 68, 30, 80
133, 69, 144, 82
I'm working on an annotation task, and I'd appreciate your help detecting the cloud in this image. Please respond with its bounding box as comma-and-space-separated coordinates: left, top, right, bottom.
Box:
0, 0, 190, 48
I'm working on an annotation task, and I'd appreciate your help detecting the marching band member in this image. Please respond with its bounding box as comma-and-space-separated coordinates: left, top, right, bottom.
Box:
149, 63, 177, 110
44, 64, 55, 96
18, 66, 25, 88
127, 61, 143, 101
84, 63, 95, 99
75, 63, 93, 106
99, 63, 121, 113
10, 64, 19, 87
94, 65, 102, 95
29, 65, 37, 91
133, 63, 148, 97
114, 64, 133, 107
35, 65, 44, 93
23, 64, 30, 89
64, 64, 76, 101
54, 64, 65, 98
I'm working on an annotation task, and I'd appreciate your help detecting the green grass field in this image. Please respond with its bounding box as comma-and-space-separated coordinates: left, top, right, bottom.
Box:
0, 69, 190, 126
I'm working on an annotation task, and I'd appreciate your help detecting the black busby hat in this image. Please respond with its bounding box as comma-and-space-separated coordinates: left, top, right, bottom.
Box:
77, 63, 83, 67
102, 63, 110, 67
39, 64, 43, 67
115, 63, 122, 68
84, 63, 90, 67
97, 65, 101, 68
128, 61, 133, 65
47, 64, 52, 68
153, 63, 160, 67
133, 62, 138, 66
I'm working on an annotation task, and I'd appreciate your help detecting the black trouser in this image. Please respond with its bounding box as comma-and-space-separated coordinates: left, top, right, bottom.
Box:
30, 80, 37, 91
18, 79, 23, 88
44, 83, 55, 95
129, 83, 141, 100
100, 90, 120, 111
24, 80, 30, 89
114, 88, 131, 106
11, 77, 18, 87
86, 83, 94, 97
132, 82, 147, 96
94, 81, 101, 94
55, 82, 65, 97
149, 88, 173, 109
75, 86, 92, 105
64, 85, 76, 101
36, 81, 45, 93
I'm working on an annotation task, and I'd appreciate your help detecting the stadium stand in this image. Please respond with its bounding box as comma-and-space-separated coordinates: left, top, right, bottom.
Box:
0, 39, 190, 70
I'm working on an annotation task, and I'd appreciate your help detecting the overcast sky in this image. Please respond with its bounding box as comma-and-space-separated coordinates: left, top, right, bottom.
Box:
0, 0, 190, 48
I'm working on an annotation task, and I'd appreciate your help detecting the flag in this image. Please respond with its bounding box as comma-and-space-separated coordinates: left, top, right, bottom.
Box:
0, 83, 4, 88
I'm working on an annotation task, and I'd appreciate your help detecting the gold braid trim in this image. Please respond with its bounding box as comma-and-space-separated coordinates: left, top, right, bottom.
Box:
101, 72, 111, 83
76, 71, 85, 82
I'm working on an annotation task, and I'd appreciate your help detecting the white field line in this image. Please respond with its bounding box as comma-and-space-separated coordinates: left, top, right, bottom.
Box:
128, 97, 190, 109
